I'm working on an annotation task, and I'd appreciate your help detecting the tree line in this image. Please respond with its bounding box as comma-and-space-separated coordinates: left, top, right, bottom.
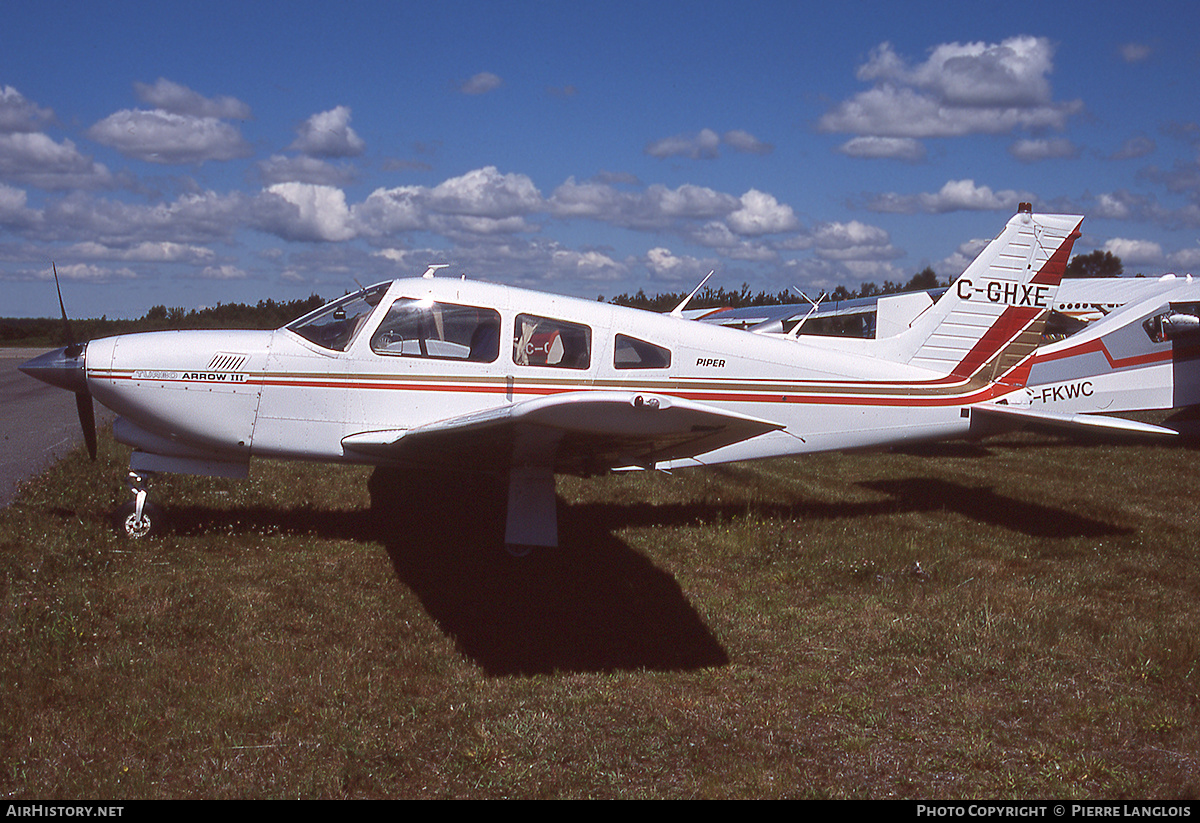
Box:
610, 267, 946, 312
2, 251, 1125, 345
610, 250, 1124, 311
0, 295, 326, 347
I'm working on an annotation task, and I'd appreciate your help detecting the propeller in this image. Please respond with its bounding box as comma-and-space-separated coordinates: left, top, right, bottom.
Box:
75, 389, 98, 461
50, 264, 97, 460
54, 266, 97, 465
18, 265, 97, 459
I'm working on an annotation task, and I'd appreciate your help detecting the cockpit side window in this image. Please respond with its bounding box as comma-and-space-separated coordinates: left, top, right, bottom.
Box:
371, 299, 502, 362
614, 334, 672, 369
1144, 302, 1200, 343
513, 314, 591, 369
287, 284, 389, 351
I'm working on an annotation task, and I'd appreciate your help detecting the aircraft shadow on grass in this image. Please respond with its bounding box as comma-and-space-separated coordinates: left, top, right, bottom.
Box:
160, 486, 731, 677
148, 464, 1128, 676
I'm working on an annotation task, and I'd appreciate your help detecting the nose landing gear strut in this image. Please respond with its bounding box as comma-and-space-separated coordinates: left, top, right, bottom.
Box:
114, 470, 162, 538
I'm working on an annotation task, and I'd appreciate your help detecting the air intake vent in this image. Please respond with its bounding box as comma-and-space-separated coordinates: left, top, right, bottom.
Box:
207, 352, 248, 371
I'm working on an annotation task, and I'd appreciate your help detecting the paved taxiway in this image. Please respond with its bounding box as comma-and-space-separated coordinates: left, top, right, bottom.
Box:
0, 348, 115, 508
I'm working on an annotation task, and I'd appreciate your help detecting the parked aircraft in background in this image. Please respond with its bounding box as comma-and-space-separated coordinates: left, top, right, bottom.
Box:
21, 206, 1174, 552
695, 274, 1193, 339
1008, 277, 1200, 433
689, 260, 1200, 439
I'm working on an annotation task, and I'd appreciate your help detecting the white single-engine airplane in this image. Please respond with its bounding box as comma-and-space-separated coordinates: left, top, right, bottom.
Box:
21, 205, 1174, 552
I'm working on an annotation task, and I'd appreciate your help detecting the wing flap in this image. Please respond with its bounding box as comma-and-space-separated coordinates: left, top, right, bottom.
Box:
342, 391, 785, 473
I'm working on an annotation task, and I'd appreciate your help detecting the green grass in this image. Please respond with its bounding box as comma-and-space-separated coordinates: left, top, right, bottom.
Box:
1, 428, 1198, 798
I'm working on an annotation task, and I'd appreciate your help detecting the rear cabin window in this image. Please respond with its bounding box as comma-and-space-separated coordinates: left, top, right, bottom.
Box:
371, 299, 501, 362
614, 334, 672, 369
513, 314, 591, 369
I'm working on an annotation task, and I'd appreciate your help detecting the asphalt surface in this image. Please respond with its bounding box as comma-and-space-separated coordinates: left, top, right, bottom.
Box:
0, 348, 115, 508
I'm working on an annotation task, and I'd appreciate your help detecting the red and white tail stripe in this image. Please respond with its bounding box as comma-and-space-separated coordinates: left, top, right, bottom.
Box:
892, 207, 1082, 386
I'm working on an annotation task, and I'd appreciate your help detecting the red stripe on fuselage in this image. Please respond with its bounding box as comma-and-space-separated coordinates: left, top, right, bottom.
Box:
951, 305, 1039, 380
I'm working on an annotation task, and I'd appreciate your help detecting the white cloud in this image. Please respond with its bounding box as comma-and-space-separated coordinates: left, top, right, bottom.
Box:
837, 136, 925, 161
199, 264, 248, 280
133, 78, 251, 119
288, 106, 365, 158
1103, 237, 1164, 265
88, 109, 251, 164
722, 130, 773, 155
460, 72, 503, 95
546, 178, 799, 264
66, 240, 215, 263
1092, 191, 1139, 220
549, 248, 624, 281
1119, 42, 1153, 63
437, 214, 533, 236
645, 128, 773, 160
820, 36, 1081, 140
0, 86, 54, 133
426, 166, 542, 217
866, 179, 1035, 214
356, 185, 426, 235
725, 189, 798, 236
49, 262, 138, 282
1167, 247, 1200, 271
1008, 138, 1079, 163
686, 221, 777, 262
0, 182, 38, 227
355, 167, 543, 239
939, 237, 993, 277
547, 177, 626, 219
1110, 135, 1155, 160
259, 154, 358, 187
811, 221, 898, 261
0, 132, 116, 190
646, 129, 721, 160
549, 178, 737, 230
41, 190, 248, 246
650, 184, 738, 219
264, 182, 356, 242
644, 247, 715, 281
859, 37, 1054, 107
646, 247, 682, 274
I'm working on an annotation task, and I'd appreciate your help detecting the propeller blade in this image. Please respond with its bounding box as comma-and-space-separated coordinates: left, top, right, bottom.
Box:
52, 263, 82, 358
51, 263, 94, 460
75, 391, 97, 461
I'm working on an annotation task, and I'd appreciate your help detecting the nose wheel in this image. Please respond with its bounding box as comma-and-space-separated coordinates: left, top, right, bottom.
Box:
114, 471, 162, 538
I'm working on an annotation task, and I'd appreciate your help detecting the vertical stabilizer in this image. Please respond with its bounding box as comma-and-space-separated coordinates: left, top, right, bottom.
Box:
892, 206, 1082, 385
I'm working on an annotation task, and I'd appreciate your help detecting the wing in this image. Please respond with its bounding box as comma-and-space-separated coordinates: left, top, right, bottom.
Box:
341, 390, 785, 474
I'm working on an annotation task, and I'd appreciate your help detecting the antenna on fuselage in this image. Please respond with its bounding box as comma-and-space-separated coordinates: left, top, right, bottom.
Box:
670, 270, 715, 318
788, 288, 827, 339
422, 264, 451, 279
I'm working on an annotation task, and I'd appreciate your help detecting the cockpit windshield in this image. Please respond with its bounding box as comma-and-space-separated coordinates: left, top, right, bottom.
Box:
287, 284, 389, 351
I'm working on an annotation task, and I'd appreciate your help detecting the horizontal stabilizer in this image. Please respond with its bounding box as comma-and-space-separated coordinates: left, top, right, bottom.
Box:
969, 404, 1177, 440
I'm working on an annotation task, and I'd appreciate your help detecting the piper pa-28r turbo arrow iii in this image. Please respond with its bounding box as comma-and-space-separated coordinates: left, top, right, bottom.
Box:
20, 205, 1173, 552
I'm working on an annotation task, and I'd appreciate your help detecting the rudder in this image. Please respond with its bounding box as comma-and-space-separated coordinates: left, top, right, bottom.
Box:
895, 205, 1082, 386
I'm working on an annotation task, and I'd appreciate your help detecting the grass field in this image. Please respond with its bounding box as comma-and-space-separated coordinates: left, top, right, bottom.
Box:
1, 427, 1198, 798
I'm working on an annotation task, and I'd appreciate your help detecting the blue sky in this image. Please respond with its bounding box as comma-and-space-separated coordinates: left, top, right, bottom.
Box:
2, 0, 1199, 318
